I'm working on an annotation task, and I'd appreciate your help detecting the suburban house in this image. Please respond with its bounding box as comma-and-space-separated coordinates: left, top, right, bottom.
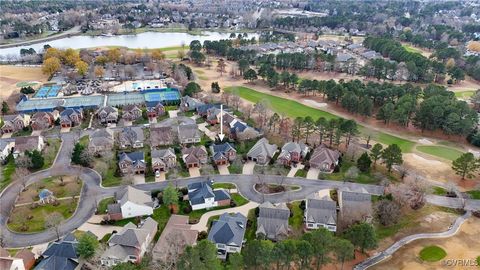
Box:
181, 146, 208, 168
152, 215, 198, 263
146, 103, 165, 118
35, 233, 80, 270
122, 104, 143, 122
30, 111, 58, 131
14, 136, 45, 155
210, 142, 236, 166
177, 124, 201, 144
0, 139, 14, 161
1, 114, 30, 135
118, 151, 146, 175
88, 128, 114, 154
309, 145, 341, 172
0, 247, 35, 270
151, 148, 176, 173
208, 213, 247, 259
180, 96, 204, 112
246, 138, 278, 165
60, 108, 83, 128
101, 217, 158, 266
256, 202, 290, 241
107, 186, 154, 220
222, 113, 260, 141
277, 141, 309, 166
150, 126, 175, 146
118, 127, 145, 149
338, 188, 373, 224
187, 181, 231, 210
97, 106, 119, 124
305, 191, 337, 232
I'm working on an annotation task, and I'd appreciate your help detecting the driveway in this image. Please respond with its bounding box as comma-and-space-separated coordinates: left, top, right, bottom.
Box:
168, 110, 179, 118
197, 122, 217, 140
306, 168, 320, 179
78, 215, 122, 240
287, 163, 305, 177
188, 167, 201, 177
122, 120, 132, 127
155, 172, 166, 182
1, 133, 12, 138
190, 201, 259, 232
133, 174, 145, 185
217, 165, 230, 175
242, 161, 256, 175
60, 127, 71, 133
31, 130, 43, 136
149, 117, 157, 124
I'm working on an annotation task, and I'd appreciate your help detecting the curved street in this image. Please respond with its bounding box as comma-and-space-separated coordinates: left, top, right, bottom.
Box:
0, 135, 479, 248
354, 211, 472, 270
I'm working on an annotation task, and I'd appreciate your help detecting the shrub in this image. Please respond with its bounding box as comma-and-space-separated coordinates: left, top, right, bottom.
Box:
299, 200, 306, 210
230, 200, 237, 207
198, 231, 208, 240
183, 205, 192, 214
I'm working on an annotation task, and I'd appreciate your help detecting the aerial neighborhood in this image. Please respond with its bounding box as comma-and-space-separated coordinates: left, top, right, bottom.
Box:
1, 0, 480, 270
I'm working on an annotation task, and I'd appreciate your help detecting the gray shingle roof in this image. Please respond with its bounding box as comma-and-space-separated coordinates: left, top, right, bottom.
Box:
247, 138, 277, 159
256, 202, 290, 239
305, 197, 337, 225
177, 124, 201, 141
117, 186, 153, 208
188, 181, 215, 205
208, 213, 246, 247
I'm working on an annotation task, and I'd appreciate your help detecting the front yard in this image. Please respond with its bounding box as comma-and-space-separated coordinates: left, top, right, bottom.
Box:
42, 138, 62, 169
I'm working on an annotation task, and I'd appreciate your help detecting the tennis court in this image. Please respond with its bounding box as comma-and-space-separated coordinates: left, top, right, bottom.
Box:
34, 85, 61, 98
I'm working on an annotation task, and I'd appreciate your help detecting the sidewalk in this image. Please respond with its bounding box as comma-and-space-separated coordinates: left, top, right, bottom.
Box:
191, 201, 259, 232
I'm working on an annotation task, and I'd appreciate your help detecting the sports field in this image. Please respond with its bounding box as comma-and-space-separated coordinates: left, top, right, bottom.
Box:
225, 86, 416, 152
416, 145, 464, 161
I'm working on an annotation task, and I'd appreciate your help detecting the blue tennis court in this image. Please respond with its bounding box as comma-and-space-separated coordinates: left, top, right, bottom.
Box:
34, 85, 61, 98
144, 88, 180, 105
35, 86, 50, 98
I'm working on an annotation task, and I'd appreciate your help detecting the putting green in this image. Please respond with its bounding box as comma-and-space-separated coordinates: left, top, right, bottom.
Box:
416, 145, 464, 161
225, 86, 415, 152
419, 245, 447, 262
16, 81, 38, 87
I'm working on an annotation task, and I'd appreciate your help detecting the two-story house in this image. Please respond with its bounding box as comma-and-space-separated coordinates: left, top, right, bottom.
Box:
187, 181, 231, 210
118, 151, 146, 175
305, 191, 337, 232
210, 142, 236, 166
122, 104, 143, 122
97, 106, 119, 124
208, 213, 246, 259
60, 108, 83, 128
177, 124, 201, 144
151, 148, 176, 173
277, 141, 309, 166
181, 146, 208, 168
118, 127, 144, 149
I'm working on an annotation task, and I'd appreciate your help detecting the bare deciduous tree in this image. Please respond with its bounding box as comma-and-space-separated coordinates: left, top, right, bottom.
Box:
45, 212, 64, 241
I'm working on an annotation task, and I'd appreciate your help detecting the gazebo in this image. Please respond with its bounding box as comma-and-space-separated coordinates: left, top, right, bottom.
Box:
38, 189, 55, 204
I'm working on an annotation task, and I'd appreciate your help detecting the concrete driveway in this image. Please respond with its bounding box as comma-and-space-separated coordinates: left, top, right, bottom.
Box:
242, 161, 256, 175
217, 165, 230, 175
149, 117, 157, 124
78, 215, 122, 239
306, 168, 320, 179
133, 174, 145, 184
188, 167, 201, 177
1, 133, 12, 138
155, 172, 166, 182
197, 122, 217, 140
60, 127, 71, 133
287, 163, 305, 177
190, 201, 259, 232
168, 110, 179, 118
31, 130, 43, 136
122, 120, 132, 127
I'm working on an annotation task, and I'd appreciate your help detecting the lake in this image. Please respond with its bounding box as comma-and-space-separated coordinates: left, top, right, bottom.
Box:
0, 31, 259, 57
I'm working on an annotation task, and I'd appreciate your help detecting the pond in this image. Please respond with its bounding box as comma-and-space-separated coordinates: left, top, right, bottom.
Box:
0, 31, 259, 57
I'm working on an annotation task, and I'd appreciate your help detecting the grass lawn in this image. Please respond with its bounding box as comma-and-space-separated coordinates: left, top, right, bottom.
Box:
212, 183, 236, 189
323, 161, 386, 184
12, 128, 32, 137
42, 138, 61, 169
454, 90, 475, 99
97, 197, 115, 214
226, 86, 415, 152
78, 135, 89, 147
184, 192, 249, 223
288, 201, 304, 232
466, 190, 480, 199
294, 169, 308, 177
245, 208, 258, 241
402, 44, 423, 54
432, 186, 447, 196
416, 145, 464, 161
0, 158, 16, 191
8, 198, 78, 233
231, 193, 249, 206
419, 245, 447, 262
207, 214, 221, 229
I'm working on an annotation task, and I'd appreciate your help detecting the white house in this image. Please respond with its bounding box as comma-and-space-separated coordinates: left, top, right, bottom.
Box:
187, 182, 231, 211
108, 186, 154, 220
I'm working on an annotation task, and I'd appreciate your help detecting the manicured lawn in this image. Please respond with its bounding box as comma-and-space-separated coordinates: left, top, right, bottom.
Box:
323, 161, 386, 184
226, 86, 415, 152
467, 190, 480, 199
288, 201, 304, 231
432, 186, 447, 196
212, 183, 236, 189
0, 159, 16, 191
78, 135, 89, 147
402, 44, 423, 54
225, 86, 338, 120
231, 193, 249, 206
8, 198, 78, 233
416, 145, 464, 161
207, 214, 221, 229
42, 138, 61, 169
454, 90, 475, 99
97, 197, 115, 214
12, 127, 32, 137
419, 245, 447, 262
294, 169, 308, 177
245, 208, 258, 241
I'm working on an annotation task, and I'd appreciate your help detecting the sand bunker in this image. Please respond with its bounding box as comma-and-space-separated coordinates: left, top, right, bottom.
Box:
303, 99, 328, 108
418, 138, 434, 145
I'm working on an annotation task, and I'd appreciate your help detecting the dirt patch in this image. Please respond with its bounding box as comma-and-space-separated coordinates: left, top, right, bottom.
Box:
372, 217, 480, 270
0, 65, 48, 109
403, 153, 454, 184
303, 99, 328, 108
254, 183, 299, 194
